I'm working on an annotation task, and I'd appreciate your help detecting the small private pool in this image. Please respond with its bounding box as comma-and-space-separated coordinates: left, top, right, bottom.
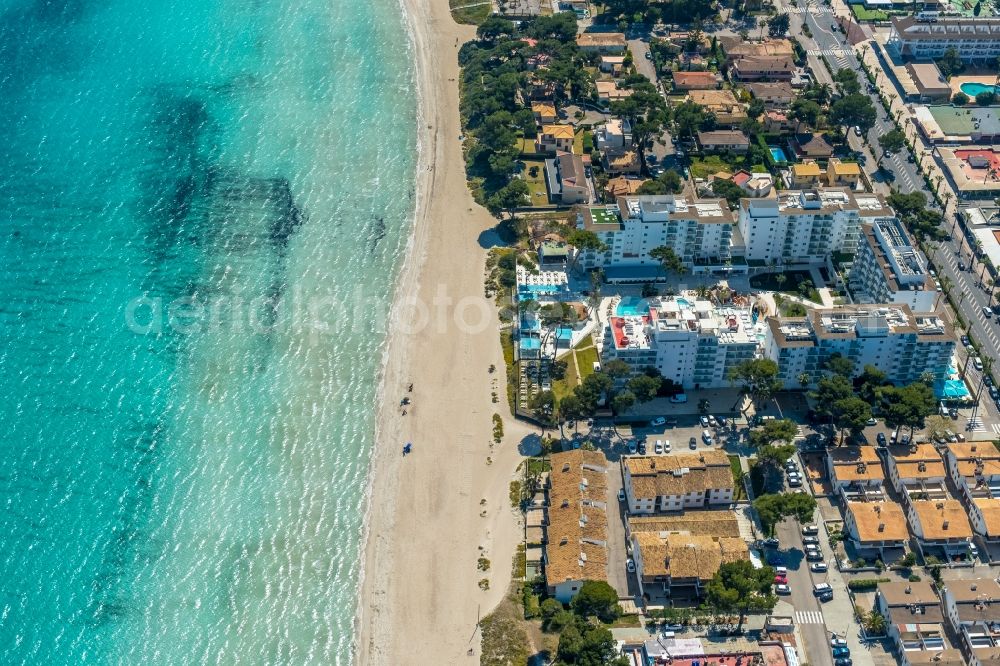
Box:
768, 146, 789, 164
960, 82, 999, 98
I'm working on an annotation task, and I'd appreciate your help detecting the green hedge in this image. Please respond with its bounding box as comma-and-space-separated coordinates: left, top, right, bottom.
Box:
848, 577, 891, 591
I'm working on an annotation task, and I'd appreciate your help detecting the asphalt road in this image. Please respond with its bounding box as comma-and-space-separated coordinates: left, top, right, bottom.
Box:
774, 518, 835, 666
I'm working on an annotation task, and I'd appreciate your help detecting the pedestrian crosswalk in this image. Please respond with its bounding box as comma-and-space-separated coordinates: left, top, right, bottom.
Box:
795, 610, 825, 625
991, 423, 1000, 435
806, 48, 848, 58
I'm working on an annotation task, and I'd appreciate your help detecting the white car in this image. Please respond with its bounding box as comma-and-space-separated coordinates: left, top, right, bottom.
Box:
654, 440, 664, 454
663, 440, 671, 453
775, 583, 791, 595
700, 415, 710, 427
811, 562, 828, 573
627, 559, 636, 573
802, 525, 819, 536
650, 417, 666, 427
708, 415, 718, 427
618, 488, 626, 502
831, 637, 848, 648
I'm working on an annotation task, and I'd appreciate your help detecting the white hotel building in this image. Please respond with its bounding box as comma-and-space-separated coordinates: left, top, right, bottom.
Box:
601, 296, 759, 389
737, 189, 892, 265
764, 305, 955, 387
888, 16, 1000, 63
850, 219, 938, 312
575, 195, 742, 279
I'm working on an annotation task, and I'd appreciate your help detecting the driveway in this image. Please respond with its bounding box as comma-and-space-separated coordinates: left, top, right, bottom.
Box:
606, 464, 638, 601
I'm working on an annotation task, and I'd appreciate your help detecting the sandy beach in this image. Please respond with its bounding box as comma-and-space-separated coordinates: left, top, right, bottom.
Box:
354, 0, 532, 662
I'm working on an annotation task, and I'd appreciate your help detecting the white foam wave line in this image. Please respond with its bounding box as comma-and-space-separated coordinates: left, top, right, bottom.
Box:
350, 0, 434, 659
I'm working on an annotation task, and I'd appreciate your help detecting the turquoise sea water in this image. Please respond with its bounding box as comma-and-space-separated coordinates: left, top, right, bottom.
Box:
0, 0, 416, 663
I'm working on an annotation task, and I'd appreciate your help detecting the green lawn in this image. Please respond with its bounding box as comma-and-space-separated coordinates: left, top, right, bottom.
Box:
851, 5, 888, 21
448, 0, 490, 24
517, 137, 538, 155
728, 455, 747, 501
551, 351, 578, 402
689, 155, 762, 180
521, 160, 550, 206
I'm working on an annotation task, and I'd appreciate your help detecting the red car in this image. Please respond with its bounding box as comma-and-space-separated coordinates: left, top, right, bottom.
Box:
774, 574, 787, 584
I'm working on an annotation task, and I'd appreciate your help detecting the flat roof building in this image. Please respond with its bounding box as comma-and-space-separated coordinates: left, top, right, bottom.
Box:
843, 501, 909, 556
889, 16, 1000, 63
826, 446, 886, 501
850, 219, 938, 312
942, 579, 1000, 666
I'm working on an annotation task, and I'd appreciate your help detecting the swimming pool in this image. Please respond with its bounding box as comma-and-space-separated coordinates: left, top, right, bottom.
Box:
960, 82, 999, 98
676, 297, 692, 308
616, 297, 648, 317
768, 146, 789, 163
518, 284, 560, 297
936, 378, 970, 399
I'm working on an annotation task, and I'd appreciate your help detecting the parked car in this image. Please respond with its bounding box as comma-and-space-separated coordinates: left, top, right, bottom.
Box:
866, 417, 877, 426
702, 430, 713, 444
961, 335, 971, 347
831, 637, 848, 648
700, 415, 710, 427
708, 415, 718, 427
774, 566, 788, 576
975, 357, 984, 371
774, 574, 787, 584
950, 407, 959, 419
876, 432, 886, 446
663, 440, 672, 453
810, 562, 828, 572
654, 440, 664, 454
813, 583, 832, 596
762, 538, 780, 548
835, 659, 852, 666
618, 488, 626, 502
628, 440, 638, 454
803, 536, 820, 545
650, 417, 666, 427
787, 476, 803, 487
689, 437, 698, 449
806, 550, 824, 561
669, 394, 688, 404
802, 525, 819, 535
627, 559, 636, 573
775, 583, 791, 595
832, 647, 851, 658
971, 543, 980, 559
638, 440, 647, 454
984, 307, 993, 319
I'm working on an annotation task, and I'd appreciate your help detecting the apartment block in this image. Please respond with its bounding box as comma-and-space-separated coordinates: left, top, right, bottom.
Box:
886, 443, 947, 499
850, 219, 938, 312
622, 450, 735, 515
826, 446, 886, 501
602, 296, 759, 390
843, 501, 909, 557
944, 442, 1000, 502
764, 305, 955, 388
576, 195, 740, 277
876, 581, 963, 666
889, 16, 1000, 63
737, 189, 889, 264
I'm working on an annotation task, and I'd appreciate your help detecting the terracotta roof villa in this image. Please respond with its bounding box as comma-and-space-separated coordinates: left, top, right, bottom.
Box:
906, 499, 974, 558
826, 446, 885, 500
942, 578, 1000, 665
844, 501, 909, 554
945, 441, 1000, 501
886, 443, 947, 498
545, 450, 609, 603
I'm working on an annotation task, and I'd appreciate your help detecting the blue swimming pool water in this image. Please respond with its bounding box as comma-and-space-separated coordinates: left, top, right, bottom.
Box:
676, 297, 692, 308
769, 146, 789, 163
520, 338, 541, 350
616, 297, 648, 317
519, 284, 560, 296
936, 378, 971, 399
961, 82, 999, 98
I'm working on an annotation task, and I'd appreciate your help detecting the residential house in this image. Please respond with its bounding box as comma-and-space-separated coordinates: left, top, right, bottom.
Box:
745, 82, 796, 107
546, 151, 591, 205
526, 53, 552, 71
843, 501, 909, 558
628, 512, 748, 600
721, 38, 795, 65
544, 450, 609, 603
604, 176, 648, 200
697, 130, 750, 154
967, 498, 1000, 549
602, 147, 641, 175
672, 71, 721, 91
849, 219, 938, 312
826, 446, 885, 501
764, 109, 798, 133
826, 159, 862, 188
595, 118, 632, 151
906, 499, 974, 558
942, 579, 1000, 666
576, 32, 627, 54
596, 80, 633, 106
599, 55, 626, 76
788, 133, 834, 159
531, 101, 558, 125
945, 442, 1000, 502
790, 162, 823, 188
688, 90, 747, 127
732, 170, 773, 197
876, 581, 963, 666
886, 443, 947, 498
730, 56, 796, 82
622, 450, 735, 515
536, 124, 575, 153
527, 74, 557, 101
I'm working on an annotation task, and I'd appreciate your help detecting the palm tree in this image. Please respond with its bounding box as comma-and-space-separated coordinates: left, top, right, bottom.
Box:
758, 18, 768, 41
863, 609, 886, 635
698, 398, 711, 415
799, 372, 812, 389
